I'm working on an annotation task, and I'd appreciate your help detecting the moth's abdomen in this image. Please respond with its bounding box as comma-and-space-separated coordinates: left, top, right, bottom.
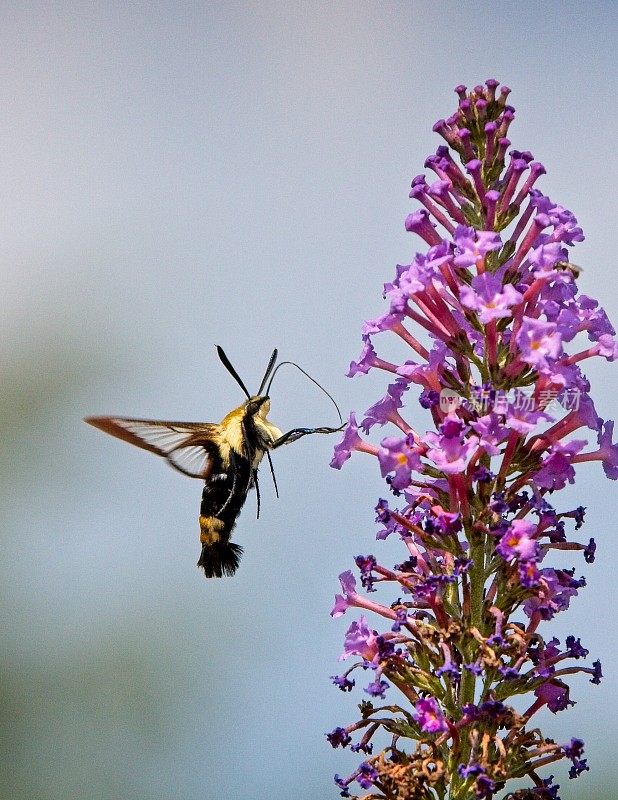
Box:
197, 534, 243, 578
197, 454, 252, 578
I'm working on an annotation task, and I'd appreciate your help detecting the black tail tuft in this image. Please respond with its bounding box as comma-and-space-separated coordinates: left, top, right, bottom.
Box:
197, 541, 243, 578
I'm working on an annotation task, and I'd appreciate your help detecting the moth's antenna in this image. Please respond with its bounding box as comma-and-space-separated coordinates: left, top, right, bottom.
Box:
266, 361, 343, 425
258, 349, 278, 396
216, 346, 251, 399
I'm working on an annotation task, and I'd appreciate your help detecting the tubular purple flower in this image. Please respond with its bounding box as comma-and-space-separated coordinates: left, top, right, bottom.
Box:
510, 212, 551, 273
424, 417, 479, 475
465, 158, 486, 202
516, 317, 563, 372
498, 155, 528, 211
460, 273, 523, 323
331, 570, 400, 623
361, 380, 411, 434
534, 440, 586, 490
453, 226, 502, 269
378, 434, 423, 489
414, 697, 449, 733
496, 519, 539, 562
513, 161, 547, 207
405, 209, 442, 246
571, 419, 618, 478
339, 616, 379, 663
410, 178, 457, 234
330, 412, 379, 469
347, 336, 398, 377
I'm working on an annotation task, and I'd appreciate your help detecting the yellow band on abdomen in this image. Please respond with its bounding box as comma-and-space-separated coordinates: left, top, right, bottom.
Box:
199, 515, 225, 545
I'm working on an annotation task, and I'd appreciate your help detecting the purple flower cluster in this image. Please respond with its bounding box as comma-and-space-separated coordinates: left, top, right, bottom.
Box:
327, 81, 612, 800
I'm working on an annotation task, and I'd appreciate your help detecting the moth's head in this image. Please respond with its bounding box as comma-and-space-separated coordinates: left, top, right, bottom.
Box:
246, 395, 271, 418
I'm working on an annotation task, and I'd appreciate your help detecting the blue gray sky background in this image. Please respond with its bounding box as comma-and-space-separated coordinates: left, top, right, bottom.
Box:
1, 2, 616, 798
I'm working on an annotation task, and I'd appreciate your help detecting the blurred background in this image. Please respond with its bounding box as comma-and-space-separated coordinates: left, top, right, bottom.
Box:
1, 2, 616, 798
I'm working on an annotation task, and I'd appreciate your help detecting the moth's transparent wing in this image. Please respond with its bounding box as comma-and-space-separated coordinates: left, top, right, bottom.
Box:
85, 417, 220, 479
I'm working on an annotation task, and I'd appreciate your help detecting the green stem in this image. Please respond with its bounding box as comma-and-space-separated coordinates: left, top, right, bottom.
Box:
453, 535, 486, 798
460, 536, 486, 708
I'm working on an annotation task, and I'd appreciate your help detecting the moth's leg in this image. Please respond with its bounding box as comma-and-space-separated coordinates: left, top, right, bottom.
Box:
253, 469, 260, 519
270, 428, 308, 448
266, 450, 279, 498
241, 418, 260, 519
270, 426, 344, 449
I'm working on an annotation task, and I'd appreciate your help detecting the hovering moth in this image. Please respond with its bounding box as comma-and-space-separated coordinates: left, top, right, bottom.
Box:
85, 346, 342, 578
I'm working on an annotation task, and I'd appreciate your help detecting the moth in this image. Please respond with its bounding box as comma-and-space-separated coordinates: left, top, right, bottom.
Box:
85, 346, 342, 578
556, 259, 584, 278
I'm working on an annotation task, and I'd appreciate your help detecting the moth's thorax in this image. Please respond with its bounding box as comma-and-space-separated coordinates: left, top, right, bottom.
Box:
218, 396, 282, 467
252, 396, 283, 446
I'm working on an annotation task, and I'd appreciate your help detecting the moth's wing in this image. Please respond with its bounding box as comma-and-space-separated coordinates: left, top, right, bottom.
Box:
85, 417, 220, 479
